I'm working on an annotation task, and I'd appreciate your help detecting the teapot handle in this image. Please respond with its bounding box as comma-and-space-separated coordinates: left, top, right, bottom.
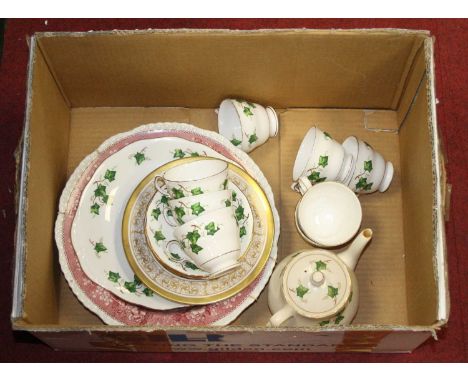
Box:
267, 304, 295, 327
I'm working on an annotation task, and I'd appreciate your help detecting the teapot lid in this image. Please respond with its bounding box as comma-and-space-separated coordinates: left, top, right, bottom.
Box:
282, 251, 352, 320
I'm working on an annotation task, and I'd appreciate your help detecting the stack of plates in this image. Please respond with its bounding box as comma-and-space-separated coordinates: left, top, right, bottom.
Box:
55, 123, 280, 326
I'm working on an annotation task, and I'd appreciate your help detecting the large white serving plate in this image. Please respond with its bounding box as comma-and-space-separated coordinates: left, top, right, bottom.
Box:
55, 123, 280, 325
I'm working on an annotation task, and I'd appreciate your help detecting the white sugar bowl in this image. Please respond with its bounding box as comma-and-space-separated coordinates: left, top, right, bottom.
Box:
294, 180, 362, 248
217, 98, 279, 153
267, 229, 372, 327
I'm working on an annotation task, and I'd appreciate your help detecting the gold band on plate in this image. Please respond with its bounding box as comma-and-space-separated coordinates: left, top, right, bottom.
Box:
122, 156, 275, 305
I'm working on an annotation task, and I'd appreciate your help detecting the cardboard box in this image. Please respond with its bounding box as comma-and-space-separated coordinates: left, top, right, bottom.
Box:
11, 29, 449, 352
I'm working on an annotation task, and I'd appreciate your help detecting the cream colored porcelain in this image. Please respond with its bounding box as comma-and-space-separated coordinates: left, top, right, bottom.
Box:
268, 229, 372, 327
155, 158, 228, 199
295, 179, 362, 248
168, 189, 232, 225
173, 206, 241, 277
292, 127, 354, 188
342, 136, 394, 194
218, 99, 279, 153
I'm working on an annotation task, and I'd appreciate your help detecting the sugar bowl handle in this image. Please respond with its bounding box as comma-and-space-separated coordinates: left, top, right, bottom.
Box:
291, 176, 312, 195
154, 175, 170, 197
267, 304, 295, 327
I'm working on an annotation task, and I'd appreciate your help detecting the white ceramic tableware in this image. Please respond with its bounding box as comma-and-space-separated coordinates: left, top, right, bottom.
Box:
292, 127, 354, 188
57, 122, 280, 325
173, 207, 241, 277
218, 98, 279, 153
155, 158, 228, 199
168, 189, 232, 225
267, 229, 372, 327
295, 179, 362, 248
342, 136, 394, 194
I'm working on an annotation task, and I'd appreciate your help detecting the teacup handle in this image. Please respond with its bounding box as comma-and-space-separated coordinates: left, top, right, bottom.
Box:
163, 207, 179, 227
166, 240, 183, 253
291, 176, 312, 195
267, 304, 296, 327
154, 175, 170, 197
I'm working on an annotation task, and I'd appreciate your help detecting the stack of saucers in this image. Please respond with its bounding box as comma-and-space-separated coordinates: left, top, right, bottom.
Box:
55, 123, 279, 326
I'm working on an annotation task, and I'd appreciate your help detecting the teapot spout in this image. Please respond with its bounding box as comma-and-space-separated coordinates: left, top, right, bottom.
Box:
338, 229, 373, 270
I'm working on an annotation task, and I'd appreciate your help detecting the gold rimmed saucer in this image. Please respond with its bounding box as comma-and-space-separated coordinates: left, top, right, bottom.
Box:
122, 157, 275, 305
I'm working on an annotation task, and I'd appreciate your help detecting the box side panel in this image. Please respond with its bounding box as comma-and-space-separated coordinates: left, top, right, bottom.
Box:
20, 45, 71, 324
38, 31, 420, 109
30, 328, 431, 352
399, 77, 438, 325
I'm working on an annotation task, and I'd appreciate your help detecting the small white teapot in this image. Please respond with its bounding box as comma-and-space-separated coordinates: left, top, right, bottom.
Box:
267, 229, 372, 327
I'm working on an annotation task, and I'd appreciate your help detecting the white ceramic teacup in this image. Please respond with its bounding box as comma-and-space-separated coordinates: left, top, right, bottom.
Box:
217, 99, 279, 153
168, 189, 232, 225
173, 207, 241, 276
342, 136, 394, 194
294, 179, 362, 248
292, 127, 354, 190
155, 158, 228, 199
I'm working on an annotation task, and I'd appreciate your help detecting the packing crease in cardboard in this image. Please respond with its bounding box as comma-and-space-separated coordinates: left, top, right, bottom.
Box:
11, 29, 449, 353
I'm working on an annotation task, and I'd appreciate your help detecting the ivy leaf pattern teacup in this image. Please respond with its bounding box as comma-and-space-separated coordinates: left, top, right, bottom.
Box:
173, 207, 241, 276
168, 189, 232, 225
154, 158, 229, 199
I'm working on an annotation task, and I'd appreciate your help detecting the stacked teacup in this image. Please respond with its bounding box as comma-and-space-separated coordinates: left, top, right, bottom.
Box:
292, 126, 394, 195
155, 159, 241, 277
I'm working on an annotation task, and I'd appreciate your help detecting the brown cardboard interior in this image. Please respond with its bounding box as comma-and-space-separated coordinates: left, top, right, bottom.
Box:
16, 30, 439, 330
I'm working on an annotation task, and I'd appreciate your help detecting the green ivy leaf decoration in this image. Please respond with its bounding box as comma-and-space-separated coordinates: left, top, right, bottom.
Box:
94, 184, 107, 198
231, 138, 242, 146
190, 243, 203, 254
243, 106, 254, 117
191, 187, 203, 196
170, 252, 181, 260
327, 285, 339, 299
154, 230, 166, 242
124, 281, 137, 293
232, 191, 237, 201
205, 222, 219, 236
134, 151, 146, 165
185, 261, 199, 270
296, 284, 309, 298
223, 179, 228, 190
364, 160, 373, 172
160, 195, 169, 205
104, 169, 116, 182
307, 171, 326, 184
315, 260, 327, 271
318, 155, 329, 167
167, 209, 173, 217
186, 230, 201, 244
173, 149, 185, 159
248, 133, 258, 144
235, 205, 245, 221
143, 288, 154, 297
191, 202, 205, 216
172, 188, 185, 199
108, 271, 120, 283
323, 132, 332, 140
94, 241, 107, 253
102, 194, 109, 204
319, 320, 330, 327
134, 274, 142, 286
239, 226, 247, 238
225, 199, 231, 207
356, 177, 373, 191
90, 203, 100, 215
151, 208, 161, 220
247, 101, 256, 109
190, 152, 200, 157
335, 313, 345, 324
174, 207, 186, 221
